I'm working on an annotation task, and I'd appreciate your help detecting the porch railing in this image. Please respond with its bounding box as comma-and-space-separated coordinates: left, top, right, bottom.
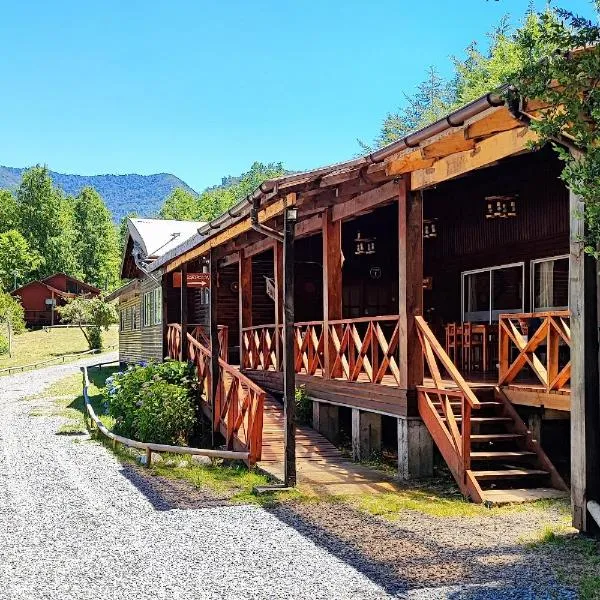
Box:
167, 323, 229, 362
415, 316, 481, 496
498, 311, 571, 393
241, 315, 401, 385
166, 323, 265, 464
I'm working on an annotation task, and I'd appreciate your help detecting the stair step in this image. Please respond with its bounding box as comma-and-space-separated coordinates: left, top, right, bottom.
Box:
471, 451, 536, 460
481, 488, 569, 505
441, 417, 512, 424
471, 433, 525, 442
472, 468, 549, 480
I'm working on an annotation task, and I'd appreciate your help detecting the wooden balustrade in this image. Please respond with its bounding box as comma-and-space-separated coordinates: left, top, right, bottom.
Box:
167, 323, 182, 359
167, 323, 229, 362
241, 315, 401, 386
498, 311, 571, 393
415, 316, 480, 493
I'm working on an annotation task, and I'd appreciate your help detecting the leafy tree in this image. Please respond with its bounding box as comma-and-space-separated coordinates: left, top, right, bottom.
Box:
513, 2, 600, 251
57, 296, 117, 350
158, 188, 201, 220
0, 190, 18, 233
73, 187, 121, 290
15, 166, 80, 278
119, 211, 138, 250
0, 230, 42, 290
0, 288, 26, 356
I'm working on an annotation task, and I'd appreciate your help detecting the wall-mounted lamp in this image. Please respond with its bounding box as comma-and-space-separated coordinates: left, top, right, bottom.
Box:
286, 207, 298, 222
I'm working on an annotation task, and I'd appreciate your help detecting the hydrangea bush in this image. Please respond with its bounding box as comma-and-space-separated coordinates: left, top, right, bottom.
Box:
104, 360, 197, 445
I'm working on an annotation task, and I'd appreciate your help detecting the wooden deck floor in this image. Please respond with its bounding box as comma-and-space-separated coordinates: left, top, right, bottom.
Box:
258, 396, 398, 495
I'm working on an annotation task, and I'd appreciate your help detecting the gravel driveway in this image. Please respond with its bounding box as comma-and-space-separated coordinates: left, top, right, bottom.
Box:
0, 357, 579, 599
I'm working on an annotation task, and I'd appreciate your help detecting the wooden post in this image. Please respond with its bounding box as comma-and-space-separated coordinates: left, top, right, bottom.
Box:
322, 208, 343, 378
398, 180, 424, 415
283, 202, 297, 487
209, 249, 221, 442
569, 188, 600, 533
161, 274, 168, 359
274, 241, 284, 370
51, 291, 55, 326
180, 263, 188, 361
239, 251, 253, 368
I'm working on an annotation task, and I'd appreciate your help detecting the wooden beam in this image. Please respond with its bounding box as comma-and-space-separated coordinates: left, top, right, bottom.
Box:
167, 195, 294, 272
398, 181, 423, 412
218, 251, 240, 268
332, 180, 400, 222
420, 131, 476, 159
239, 251, 252, 361
322, 208, 342, 378
502, 388, 571, 412
209, 248, 220, 441
179, 263, 188, 361
320, 167, 362, 188
410, 127, 538, 190
296, 213, 324, 238
569, 187, 600, 533
386, 152, 435, 177
464, 107, 522, 140
243, 236, 275, 259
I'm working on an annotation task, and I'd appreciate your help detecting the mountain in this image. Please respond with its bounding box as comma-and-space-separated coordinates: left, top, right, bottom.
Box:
0, 166, 197, 222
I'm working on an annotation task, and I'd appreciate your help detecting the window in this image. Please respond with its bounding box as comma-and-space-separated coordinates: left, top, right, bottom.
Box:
143, 292, 152, 327
153, 287, 162, 325
132, 305, 139, 330
531, 255, 569, 311
462, 262, 524, 323
120, 308, 126, 332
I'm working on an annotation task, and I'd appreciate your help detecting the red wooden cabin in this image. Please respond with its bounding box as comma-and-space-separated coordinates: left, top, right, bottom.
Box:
12, 273, 100, 326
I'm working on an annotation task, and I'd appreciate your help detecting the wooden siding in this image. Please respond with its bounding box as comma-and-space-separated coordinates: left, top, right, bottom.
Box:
118, 295, 142, 364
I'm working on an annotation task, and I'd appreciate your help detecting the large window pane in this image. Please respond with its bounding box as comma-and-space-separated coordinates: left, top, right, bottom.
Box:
492, 266, 523, 319
464, 271, 490, 322
533, 257, 569, 311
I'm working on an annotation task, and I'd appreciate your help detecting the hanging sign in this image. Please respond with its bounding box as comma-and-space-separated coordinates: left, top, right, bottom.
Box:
173, 272, 211, 289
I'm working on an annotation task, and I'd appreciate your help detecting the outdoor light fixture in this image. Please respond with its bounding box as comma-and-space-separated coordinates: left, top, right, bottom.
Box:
423, 219, 438, 239
286, 207, 298, 222
485, 195, 518, 219
354, 231, 376, 256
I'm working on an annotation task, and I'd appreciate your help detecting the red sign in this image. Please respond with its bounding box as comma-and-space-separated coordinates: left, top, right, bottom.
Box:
173, 272, 210, 289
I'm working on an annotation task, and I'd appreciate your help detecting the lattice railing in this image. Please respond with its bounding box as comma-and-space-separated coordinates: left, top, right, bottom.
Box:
241, 324, 280, 371
498, 311, 571, 393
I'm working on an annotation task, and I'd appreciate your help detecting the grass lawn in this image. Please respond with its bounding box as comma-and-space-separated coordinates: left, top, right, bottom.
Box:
0, 325, 117, 372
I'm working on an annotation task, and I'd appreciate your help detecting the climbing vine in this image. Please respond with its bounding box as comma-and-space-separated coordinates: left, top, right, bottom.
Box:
513, 4, 600, 253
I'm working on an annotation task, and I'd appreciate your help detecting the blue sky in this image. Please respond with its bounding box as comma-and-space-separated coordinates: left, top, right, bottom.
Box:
1, 0, 597, 192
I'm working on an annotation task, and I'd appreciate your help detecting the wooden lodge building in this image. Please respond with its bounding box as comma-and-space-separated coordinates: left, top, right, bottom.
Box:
112, 90, 600, 532
12, 273, 100, 326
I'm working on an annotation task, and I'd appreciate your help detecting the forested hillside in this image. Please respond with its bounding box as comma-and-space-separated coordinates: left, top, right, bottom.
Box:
0, 166, 196, 222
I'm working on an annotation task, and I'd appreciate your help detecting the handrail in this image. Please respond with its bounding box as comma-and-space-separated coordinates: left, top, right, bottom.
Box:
328, 314, 399, 326
81, 363, 250, 464
415, 316, 480, 408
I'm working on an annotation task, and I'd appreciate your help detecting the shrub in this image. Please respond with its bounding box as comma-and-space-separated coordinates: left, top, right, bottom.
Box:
295, 385, 312, 425
104, 360, 197, 445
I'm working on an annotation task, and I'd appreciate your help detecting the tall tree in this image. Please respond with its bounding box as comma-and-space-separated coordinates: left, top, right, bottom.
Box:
158, 188, 201, 220
73, 187, 121, 290
0, 191, 18, 233
0, 230, 42, 290
15, 166, 80, 278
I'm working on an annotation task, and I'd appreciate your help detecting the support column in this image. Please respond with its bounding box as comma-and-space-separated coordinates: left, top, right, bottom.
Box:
322, 208, 342, 378
179, 263, 188, 361
351, 409, 382, 461
283, 199, 297, 487
397, 417, 433, 479
569, 188, 600, 533
209, 249, 220, 440
398, 180, 424, 415
161, 275, 168, 359
239, 251, 252, 368
528, 411, 542, 444
274, 241, 284, 369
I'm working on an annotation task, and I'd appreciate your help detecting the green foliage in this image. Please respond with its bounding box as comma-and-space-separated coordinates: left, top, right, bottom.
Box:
105, 360, 197, 445
57, 296, 118, 350
0, 190, 18, 233
73, 187, 121, 290
0, 334, 8, 355
513, 3, 600, 252
157, 162, 286, 222
0, 289, 25, 334
295, 385, 312, 425
0, 230, 42, 290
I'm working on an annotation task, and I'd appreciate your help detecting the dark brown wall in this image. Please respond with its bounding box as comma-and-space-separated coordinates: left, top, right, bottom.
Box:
252, 249, 275, 326
423, 147, 569, 322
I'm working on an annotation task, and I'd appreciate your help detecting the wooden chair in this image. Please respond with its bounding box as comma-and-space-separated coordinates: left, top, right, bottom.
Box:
445, 323, 462, 369
462, 323, 487, 372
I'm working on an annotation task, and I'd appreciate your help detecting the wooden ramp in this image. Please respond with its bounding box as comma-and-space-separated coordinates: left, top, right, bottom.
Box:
259, 396, 397, 496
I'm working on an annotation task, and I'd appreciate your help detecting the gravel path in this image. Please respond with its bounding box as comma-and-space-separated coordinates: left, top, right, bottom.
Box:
0, 357, 578, 599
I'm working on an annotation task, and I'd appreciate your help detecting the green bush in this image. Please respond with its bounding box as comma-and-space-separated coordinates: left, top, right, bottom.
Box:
88, 326, 103, 350
0, 333, 8, 355
105, 360, 197, 445
295, 385, 312, 425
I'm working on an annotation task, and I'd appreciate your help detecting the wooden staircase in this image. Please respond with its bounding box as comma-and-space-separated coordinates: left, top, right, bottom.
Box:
416, 316, 569, 505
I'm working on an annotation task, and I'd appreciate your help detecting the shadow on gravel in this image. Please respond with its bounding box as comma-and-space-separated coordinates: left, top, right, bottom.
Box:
118, 463, 232, 511
266, 502, 571, 599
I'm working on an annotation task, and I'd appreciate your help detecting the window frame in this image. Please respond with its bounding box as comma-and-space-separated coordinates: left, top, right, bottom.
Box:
461, 261, 525, 324
530, 254, 569, 312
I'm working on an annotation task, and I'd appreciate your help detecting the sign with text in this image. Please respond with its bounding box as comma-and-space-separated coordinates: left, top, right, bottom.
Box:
173, 272, 211, 289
